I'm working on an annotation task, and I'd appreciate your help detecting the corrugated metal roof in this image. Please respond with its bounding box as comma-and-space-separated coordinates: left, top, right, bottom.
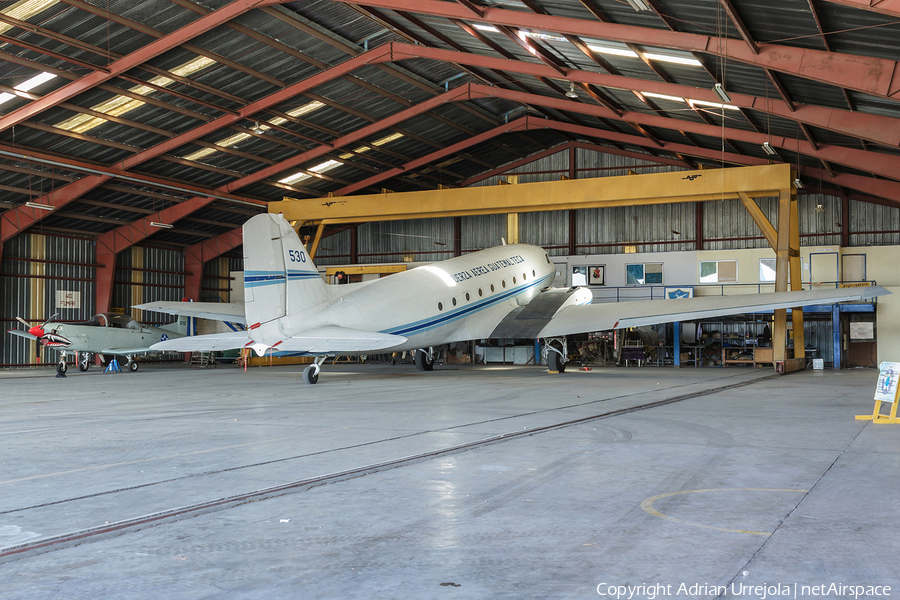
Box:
0, 0, 894, 249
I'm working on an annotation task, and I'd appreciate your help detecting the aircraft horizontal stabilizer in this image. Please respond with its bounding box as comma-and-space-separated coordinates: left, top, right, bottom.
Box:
150, 327, 406, 355
537, 286, 890, 338
151, 331, 250, 353
274, 327, 407, 353
7, 329, 38, 341
134, 301, 246, 324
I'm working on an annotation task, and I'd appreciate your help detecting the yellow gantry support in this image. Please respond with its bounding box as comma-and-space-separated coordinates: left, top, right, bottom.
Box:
273, 164, 803, 371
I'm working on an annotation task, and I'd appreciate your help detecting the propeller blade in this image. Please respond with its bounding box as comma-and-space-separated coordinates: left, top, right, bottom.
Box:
15, 316, 29, 327
42, 312, 60, 327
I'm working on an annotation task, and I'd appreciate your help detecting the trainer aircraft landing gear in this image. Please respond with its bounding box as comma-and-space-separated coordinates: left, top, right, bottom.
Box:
303, 355, 328, 384
78, 352, 92, 371
125, 355, 139, 372
414, 347, 435, 371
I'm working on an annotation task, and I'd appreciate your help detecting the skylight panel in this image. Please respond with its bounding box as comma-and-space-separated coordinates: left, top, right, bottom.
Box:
0, 72, 56, 107
55, 56, 216, 133
14, 72, 55, 92
472, 23, 499, 33
278, 159, 343, 186
0, 0, 59, 35
587, 43, 638, 58
643, 52, 702, 67
643, 92, 685, 103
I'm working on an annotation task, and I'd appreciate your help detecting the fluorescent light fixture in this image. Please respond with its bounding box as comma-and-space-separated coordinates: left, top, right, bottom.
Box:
0, 92, 15, 107
762, 141, 777, 155
25, 201, 54, 210
624, 0, 651, 11
565, 82, 579, 99
587, 44, 638, 58
149, 221, 174, 229
521, 30, 566, 42
643, 52, 702, 67
643, 92, 684, 103
689, 99, 739, 111
251, 122, 266, 135
472, 23, 499, 32
713, 83, 732, 104
794, 178, 804, 189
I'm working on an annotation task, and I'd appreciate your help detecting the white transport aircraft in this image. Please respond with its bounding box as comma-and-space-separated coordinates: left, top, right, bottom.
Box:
140, 213, 888, 384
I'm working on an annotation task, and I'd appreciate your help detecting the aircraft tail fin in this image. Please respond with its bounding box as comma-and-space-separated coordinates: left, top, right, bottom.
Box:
159, 315, 189, 335
243, 214, 330, 328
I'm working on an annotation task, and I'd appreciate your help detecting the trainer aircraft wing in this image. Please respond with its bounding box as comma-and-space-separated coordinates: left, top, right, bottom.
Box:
151, 326, 406, 355
134, 301, 246, 324
537, 286, 890, 338
7, 329, 38, 341
101, 346, 154, 355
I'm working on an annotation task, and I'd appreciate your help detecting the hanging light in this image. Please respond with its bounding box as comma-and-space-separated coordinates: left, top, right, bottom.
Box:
713, 83, 732, 104
150, 222, 174, 229
762, 142, 777, 156
565, 82, 579, 99
25, 201, 54, 211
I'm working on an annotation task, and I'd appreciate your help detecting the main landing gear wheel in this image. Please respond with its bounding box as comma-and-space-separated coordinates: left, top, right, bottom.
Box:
128, 361, 139, 372
414, 349, 434, 372
548, 349, 566, 373
78, 353, 91, 371
303, 364, 319, 384
56, 361, 67, 376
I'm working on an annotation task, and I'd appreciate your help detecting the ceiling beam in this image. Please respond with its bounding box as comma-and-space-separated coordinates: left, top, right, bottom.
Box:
343, 0, 900, 100
0, 0, 280, 132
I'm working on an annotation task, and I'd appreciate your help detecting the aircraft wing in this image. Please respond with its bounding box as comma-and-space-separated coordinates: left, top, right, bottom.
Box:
7, 329, 38, 341
537, 286, 890, 338
101, 346, 154, 355
134, 301, 246, 324
151, 326, 406, 354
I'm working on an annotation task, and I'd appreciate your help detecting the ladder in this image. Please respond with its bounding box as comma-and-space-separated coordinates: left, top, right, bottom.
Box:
190, 351, 214, 368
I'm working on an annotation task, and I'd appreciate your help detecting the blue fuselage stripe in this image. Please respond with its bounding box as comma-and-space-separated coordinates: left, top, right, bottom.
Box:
381, 273, 553, 337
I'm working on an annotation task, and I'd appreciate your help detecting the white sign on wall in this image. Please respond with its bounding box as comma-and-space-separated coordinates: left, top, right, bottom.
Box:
55, 290, 80, 309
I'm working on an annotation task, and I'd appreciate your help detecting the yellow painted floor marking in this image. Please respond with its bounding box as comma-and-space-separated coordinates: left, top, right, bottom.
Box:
640, 488, 809, 535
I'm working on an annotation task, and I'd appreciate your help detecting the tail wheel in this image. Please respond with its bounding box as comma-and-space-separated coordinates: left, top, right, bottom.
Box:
548, 347, 566, 373
414, 349, 434, 372
303, 365, 319, 384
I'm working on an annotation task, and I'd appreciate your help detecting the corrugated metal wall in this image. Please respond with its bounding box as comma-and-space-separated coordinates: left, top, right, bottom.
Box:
851, 199, 900, 246
314, 227, 351, 266
357, 218, 455, 263
577, 203, 697, 254
1, 234, 95, 366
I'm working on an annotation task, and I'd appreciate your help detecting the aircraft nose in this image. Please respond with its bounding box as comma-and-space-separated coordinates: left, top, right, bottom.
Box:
28, 326, 44, 337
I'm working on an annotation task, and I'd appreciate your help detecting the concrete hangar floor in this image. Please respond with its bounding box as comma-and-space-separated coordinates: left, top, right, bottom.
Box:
0, 363, 896, 599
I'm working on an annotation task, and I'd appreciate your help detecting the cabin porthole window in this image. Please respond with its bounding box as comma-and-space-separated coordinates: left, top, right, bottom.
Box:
490, 284, 495, 292
465, 292, 470, 301
452, 297, 457, 306
502, 280, 506, 288
478, 288, 483, 297
438, 302, 443, 311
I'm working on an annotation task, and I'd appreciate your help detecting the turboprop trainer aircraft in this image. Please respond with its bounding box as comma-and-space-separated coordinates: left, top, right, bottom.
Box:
7, 312, 188, 373
140, 213, 888, 384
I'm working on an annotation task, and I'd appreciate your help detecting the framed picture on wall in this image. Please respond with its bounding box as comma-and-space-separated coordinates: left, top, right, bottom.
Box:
589, 265, 605, 285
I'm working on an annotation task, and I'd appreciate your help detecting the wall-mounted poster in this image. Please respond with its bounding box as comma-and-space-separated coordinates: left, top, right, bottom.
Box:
589, 266, 605, 285
665, 287, 693, 299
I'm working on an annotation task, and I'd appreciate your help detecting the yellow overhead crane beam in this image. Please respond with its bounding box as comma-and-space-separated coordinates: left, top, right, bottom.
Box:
271, 163, 804, 371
